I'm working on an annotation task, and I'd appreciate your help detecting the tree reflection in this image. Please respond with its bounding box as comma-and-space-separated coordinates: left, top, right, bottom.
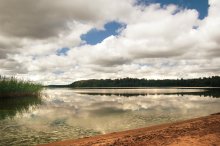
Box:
77, 88, 220, 98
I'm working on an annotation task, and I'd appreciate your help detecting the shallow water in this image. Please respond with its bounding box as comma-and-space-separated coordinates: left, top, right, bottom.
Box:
0, 88, 220, 145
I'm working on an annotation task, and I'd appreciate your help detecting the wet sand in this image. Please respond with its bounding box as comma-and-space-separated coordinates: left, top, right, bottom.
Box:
39, 113, 220, 146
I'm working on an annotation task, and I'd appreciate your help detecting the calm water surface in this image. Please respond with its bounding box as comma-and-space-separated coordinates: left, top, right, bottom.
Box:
0, 88, 220, 145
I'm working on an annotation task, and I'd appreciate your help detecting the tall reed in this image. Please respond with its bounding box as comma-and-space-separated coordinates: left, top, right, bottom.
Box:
0, 76, 43, 97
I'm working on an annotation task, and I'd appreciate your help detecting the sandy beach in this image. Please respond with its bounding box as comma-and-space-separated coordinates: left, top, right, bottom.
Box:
39, 113, 220, 146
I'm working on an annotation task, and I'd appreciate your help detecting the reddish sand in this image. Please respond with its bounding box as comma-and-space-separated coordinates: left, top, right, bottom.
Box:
39, 113, 220, 146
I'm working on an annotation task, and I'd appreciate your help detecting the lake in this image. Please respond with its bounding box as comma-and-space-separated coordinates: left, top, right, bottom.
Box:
0, 88, 220, 145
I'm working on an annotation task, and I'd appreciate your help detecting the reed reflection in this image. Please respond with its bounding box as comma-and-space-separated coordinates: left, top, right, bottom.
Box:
0, 96, 42, 120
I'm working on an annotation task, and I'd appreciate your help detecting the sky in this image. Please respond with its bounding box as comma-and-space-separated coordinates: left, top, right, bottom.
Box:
0, 0, 219, 85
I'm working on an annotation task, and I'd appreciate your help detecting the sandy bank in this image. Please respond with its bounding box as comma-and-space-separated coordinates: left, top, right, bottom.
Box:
39, 113, 220, 146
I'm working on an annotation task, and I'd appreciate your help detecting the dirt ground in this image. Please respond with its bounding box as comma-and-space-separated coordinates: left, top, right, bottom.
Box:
39, 113, 220, 146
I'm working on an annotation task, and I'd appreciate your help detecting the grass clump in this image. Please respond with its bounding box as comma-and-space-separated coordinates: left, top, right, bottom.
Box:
0, 76, 43, 98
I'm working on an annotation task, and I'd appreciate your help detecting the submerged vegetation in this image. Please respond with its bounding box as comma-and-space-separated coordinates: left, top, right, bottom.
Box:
0, 76, 43, 98
68, 76, 220, 88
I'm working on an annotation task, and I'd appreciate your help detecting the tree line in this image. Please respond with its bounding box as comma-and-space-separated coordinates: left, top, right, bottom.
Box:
68, 76, 220, 87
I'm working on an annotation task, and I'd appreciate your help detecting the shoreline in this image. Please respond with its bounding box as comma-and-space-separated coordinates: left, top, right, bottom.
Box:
39, 113, 220, 146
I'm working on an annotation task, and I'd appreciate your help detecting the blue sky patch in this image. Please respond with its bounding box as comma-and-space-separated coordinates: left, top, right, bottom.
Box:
56, 47, 70, 56
137, 0, 209, 19
81, 21, 125, 45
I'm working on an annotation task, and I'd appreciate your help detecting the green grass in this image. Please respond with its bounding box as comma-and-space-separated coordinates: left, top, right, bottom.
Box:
0, 76, 43, 98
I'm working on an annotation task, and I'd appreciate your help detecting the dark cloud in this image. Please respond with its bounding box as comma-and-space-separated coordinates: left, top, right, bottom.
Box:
0, 59, 28, 74
0, 48, 9, 59
0, 0, 131, 39
206, 47, 220, 58
89, 65, 122, 73
130, 49, 185, 59
0, 39, 22, 59
0, 0, 70, 38
92, 57, 130, 67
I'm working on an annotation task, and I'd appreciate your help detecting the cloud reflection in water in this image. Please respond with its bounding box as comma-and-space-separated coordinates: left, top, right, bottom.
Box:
1, 88, 220, 145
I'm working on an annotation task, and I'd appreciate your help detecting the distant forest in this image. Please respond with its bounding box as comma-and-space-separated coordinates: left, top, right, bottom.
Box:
55, 76, 220, 88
